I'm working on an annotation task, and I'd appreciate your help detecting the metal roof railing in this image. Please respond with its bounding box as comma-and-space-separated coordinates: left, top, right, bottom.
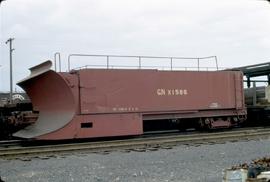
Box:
54, 52, 61, 72
72, 65, 225, 71
67, 54, 219, 72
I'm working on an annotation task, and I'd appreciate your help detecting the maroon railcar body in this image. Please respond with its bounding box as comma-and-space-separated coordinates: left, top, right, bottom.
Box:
14, 61, 246, 140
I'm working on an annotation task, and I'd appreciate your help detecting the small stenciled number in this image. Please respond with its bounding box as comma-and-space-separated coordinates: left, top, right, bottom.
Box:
112, 107, 139, 112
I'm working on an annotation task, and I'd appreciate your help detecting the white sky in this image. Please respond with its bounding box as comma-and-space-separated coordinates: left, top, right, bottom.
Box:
0, 0, 270, 91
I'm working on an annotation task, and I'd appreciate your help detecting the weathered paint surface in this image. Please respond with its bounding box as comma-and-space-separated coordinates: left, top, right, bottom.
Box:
78, 69, 244, 114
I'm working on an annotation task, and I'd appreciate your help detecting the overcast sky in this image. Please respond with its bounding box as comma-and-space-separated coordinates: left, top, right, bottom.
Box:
0, 0, 270, 91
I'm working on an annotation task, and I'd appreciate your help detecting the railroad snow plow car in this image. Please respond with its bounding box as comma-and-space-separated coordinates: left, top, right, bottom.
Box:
14, 60, 246, 140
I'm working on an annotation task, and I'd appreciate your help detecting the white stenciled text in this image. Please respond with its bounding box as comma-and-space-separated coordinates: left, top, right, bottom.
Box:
157, 88, 188, 96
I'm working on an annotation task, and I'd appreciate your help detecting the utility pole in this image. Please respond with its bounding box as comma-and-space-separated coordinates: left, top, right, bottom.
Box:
5, 38, 14, 104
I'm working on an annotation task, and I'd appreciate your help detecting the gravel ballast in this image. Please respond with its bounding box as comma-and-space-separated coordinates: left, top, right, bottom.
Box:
0, 138, 270, 182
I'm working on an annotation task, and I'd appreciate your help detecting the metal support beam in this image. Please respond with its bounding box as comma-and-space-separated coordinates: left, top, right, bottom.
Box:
106, 56, 109, 69
252, 81, 257, 106
214, 56, 218, 70
170, 58, 173, 70
54, 52, 61, 72
247, 76, 251, 88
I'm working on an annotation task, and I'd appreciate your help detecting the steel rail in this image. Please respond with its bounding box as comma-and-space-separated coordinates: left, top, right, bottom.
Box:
1, 127, 270, 158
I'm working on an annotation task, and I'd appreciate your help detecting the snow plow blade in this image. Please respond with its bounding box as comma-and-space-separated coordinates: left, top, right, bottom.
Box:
13, 61, 76, 139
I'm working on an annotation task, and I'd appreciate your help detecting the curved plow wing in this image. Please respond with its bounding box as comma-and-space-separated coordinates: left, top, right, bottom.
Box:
14, 61, 76, 139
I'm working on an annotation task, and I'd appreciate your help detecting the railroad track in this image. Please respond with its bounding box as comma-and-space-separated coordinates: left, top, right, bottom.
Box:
1, 127, 270, 159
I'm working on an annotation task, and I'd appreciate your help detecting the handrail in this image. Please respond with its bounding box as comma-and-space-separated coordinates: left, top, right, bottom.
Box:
67, 54, 218, 72
54, 52, 61, 72
72, 64, 227, 71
